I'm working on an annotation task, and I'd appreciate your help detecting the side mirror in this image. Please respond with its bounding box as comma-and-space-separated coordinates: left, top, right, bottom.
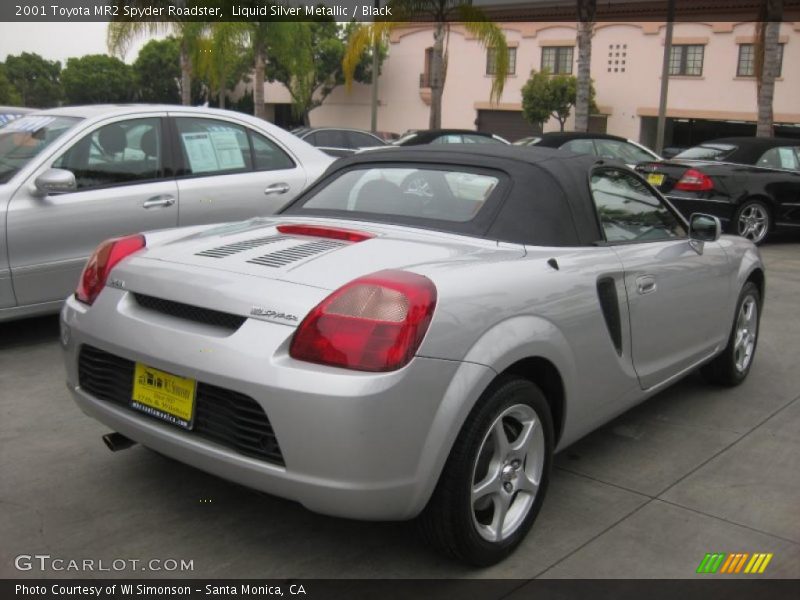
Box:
689, 213, 721, 243
34, 168, 76, 196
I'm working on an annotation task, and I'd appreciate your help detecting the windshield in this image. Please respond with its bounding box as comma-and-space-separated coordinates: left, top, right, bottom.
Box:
285, 166, 501, 224
0, 116, 81, 184
595, 139, 656, 163
674, 143, 736, 161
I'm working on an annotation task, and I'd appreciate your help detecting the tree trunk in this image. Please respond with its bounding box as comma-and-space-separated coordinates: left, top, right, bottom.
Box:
756, 1, 783, 138
254, 46, 266, 119
429, 22, 446, 130
180, 45, 191, 106
574, 1, 595, 133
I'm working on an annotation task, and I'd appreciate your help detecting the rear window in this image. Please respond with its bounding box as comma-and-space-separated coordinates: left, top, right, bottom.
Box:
674, 144, 736, 161
285, 166, 502, 224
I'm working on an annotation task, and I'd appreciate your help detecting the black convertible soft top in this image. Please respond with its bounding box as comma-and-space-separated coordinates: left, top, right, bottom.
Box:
691, 136, 800, 166
284, 145, 614, 247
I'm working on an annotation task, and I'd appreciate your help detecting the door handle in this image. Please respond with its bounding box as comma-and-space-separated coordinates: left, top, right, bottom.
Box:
636, 275, 657, 295
143, 195, 175, 209
264, 183, 290, 196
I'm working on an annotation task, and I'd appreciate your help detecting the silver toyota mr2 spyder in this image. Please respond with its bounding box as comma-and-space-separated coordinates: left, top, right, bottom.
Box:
62, 146, 764, 565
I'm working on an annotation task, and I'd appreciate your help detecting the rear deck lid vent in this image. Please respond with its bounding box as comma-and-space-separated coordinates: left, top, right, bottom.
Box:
247, 239, 346, 268
195, 235, 288, 258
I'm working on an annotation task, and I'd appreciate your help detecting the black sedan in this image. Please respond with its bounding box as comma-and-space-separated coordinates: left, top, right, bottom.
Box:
516, 132, 660, 167
393, 129, 509, 146
292, 127, 387, 158
636, 137, 800, 244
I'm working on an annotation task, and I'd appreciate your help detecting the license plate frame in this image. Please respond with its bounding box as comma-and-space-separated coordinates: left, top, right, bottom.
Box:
131, 363, 197, 430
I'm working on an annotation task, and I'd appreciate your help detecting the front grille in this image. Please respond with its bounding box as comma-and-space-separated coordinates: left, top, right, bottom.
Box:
78, 346, 284, 466
247, 239, 345, 268
133, 294, 246, 331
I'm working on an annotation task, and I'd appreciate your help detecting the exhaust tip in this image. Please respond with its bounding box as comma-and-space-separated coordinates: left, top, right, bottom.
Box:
102, 432, 136, 452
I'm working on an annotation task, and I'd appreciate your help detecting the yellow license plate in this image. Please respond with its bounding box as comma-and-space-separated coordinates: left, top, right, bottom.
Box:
132, 363, 197, 429
647, 173, 665, 187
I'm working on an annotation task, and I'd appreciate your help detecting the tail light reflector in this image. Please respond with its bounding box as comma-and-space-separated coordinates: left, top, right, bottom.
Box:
674, 169, 714, 191
277, 224, 374, 243
76, 234, 145, 305
290, 270, 437, 372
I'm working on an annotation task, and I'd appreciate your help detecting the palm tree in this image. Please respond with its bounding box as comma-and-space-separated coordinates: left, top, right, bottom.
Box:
574, 0, 596, 132
344, 1, 510, 130
108, 21, 205, 106
195, 23, 249, 110
251, 24, 270, 120
755, 0, 783, 137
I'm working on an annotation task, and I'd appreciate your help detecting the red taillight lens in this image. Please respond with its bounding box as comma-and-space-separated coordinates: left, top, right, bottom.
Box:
277, 224, 374, 243
289, 270, 437, 372
75, 234, 146, 305
674, 168, 714, 191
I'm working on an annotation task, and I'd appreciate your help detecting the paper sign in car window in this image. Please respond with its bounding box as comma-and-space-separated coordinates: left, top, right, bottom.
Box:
209, 130, 246, 170
181, 132, 219, 173
777, 147, 799, 170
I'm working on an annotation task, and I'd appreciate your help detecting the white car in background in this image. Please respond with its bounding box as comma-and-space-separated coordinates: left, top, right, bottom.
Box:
0, 104, 332, 321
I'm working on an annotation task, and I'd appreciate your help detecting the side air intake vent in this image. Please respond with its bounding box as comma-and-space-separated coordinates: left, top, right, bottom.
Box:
597, 277, 623, 356
196, 235, 287, 258
247, 239, 345, 268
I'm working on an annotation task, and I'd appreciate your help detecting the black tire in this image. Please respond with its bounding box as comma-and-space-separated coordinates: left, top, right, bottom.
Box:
418, 376, 554, 566
701, 281, 761, 386
733, 199, 772, 245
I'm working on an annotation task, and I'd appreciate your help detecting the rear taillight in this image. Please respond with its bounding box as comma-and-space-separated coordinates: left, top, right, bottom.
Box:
76, 234, 145, 305
277, 224, 374, 243
289, 270, 437, 372
674, 168, 714, 191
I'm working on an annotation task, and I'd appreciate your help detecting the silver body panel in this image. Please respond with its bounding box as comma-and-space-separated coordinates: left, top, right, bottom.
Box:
0, 105, 333, 321
61, 216, 763, 520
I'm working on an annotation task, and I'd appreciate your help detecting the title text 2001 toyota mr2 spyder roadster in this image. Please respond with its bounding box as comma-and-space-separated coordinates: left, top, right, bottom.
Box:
61, 146, 764, 566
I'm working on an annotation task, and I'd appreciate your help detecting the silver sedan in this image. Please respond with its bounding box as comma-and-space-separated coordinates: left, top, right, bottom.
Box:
0, 105, 332, 321
62, 146, 764, 566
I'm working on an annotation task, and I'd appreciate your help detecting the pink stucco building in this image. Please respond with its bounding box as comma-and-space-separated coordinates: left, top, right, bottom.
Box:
267, 20, 800, 147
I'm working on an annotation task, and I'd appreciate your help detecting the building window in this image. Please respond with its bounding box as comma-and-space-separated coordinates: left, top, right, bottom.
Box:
486, 47, 517, 75
420, 47, 434, 87
737, 43, 784, 77
669, 44, 704, 76
541, 46, 574, 74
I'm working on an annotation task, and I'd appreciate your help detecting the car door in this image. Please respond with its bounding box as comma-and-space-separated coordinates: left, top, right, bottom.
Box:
6, 114, 177, 306
171, 115, 307, 225
589, 167, 732, 390
754, 145, 800, 227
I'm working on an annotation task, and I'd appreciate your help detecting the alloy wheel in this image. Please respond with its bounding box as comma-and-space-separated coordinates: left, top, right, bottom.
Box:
734, 295, 758, 373
737, 204, 769, 244
470, 404, 545, 543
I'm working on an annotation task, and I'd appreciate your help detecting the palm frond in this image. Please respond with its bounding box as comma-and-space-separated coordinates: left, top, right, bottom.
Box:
458, 4, 509, 103
342, 21, 398, 91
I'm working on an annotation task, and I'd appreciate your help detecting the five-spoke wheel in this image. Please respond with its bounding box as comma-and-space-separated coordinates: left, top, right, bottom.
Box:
420, 376, 553, 566
735, 200, 771, 245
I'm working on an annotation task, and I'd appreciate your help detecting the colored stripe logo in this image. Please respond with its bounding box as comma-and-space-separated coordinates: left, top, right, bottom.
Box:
697, 552, 773, 574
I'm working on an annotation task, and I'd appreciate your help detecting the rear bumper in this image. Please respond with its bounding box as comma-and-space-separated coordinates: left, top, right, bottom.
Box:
61, 291, 493, 520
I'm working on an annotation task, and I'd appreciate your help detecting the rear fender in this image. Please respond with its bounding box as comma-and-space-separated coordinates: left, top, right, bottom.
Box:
406, 315, 574, 516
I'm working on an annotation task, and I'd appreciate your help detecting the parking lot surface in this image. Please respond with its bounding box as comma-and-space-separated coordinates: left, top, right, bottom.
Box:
1, 237, 799, 579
